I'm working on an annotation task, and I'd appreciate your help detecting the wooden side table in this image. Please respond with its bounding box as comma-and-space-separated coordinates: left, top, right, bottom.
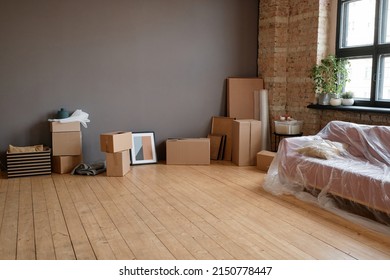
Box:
273, 132, 303, 152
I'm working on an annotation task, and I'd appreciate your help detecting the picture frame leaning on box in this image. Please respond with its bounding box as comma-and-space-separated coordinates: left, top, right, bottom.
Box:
130, 132, 158, 165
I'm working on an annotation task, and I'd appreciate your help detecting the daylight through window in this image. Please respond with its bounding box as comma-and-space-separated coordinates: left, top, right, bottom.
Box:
337, 0, 390, 106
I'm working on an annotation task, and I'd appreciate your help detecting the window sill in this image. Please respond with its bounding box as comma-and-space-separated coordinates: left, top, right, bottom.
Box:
307, 104, 390, 114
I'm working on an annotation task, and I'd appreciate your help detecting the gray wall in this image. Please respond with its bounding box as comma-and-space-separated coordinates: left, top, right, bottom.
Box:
0, 0, 258, 166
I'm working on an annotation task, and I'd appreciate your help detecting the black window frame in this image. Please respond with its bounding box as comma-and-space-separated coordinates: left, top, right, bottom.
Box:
336, 0, 390, 108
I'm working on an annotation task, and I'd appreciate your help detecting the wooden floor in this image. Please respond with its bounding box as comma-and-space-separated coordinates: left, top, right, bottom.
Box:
0, 162, 389, 260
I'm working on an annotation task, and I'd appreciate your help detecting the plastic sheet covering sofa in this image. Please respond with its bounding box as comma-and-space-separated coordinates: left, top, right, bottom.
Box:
263, 120, 390, 234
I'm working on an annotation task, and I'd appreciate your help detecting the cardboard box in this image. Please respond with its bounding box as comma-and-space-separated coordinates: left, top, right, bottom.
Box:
52, 155, 83, 174
210, 116, 234, 161
52, 131, 82, 156
166, 138, 210, 165
232, 120, 261, 166
100, 131, 132, 153
256, 150, 276, 172
50, 121, 80, 132
227, 78, 264, 119
105, 150, 130, 177
208, 134, 226, 160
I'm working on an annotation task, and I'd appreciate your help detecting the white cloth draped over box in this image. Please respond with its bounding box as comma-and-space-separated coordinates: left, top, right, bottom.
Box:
48, 109, 90, 128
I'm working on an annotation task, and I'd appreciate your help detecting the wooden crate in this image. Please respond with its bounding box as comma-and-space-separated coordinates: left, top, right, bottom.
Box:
7, 147, 51, 178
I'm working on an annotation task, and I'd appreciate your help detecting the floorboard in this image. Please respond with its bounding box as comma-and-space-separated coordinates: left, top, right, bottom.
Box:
0, 163, 389, 260
0, 179, 19, 259
17, 177, 35, 260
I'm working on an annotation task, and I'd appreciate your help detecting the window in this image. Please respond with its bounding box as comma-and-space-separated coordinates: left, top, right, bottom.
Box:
337, 0, 390, 107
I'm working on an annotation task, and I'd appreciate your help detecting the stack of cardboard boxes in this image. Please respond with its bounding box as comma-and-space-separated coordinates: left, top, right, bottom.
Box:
226, 77, 264, 167
164, 76, 271, 167
100, 131, 132, 176
227, 77, 276, 170
51, 121, 83, 174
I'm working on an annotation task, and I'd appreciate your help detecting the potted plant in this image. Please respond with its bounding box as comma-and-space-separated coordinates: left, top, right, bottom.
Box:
341, 91, 354, 106
310, 55, 350, 105
329, 93, 342, 106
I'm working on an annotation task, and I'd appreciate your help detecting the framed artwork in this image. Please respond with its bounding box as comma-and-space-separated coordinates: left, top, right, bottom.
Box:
130, 132, 157, 165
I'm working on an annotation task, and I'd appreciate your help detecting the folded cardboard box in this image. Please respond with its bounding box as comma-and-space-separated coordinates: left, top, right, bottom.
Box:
100, 131, 132, 153
256, 150, 276, 172
52, 131, 82, 156
208, 134, 226, 160
50, 121, 81, 132
6, 147, 52, 178
105, 150, 130, 177
210, 116, 234, 161
166, 138, 210, 165
52, 155, 83, 174
232, 119, 261, 166
227, 77, 264, 119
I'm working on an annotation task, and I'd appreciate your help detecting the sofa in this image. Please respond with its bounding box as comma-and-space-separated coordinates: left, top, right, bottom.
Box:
264, 120, 390, 230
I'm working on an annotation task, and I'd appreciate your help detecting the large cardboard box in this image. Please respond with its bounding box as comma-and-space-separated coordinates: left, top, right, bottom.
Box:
52, 132, 82, 156
105, 150, 130, 177
256, 150, 276, 172
227, 78, 264, 119
232, 120, 261, 166
166, 138, 210, 165
50, 121, 80, 132
52, 155, 83, 174
100, 131, 132, 153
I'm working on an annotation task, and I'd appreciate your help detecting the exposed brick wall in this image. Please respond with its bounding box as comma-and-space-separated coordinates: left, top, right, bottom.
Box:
258, 0, 390, 140
258, 0, 289, 123
286, 0, 324, 134
258, 0, 323, 137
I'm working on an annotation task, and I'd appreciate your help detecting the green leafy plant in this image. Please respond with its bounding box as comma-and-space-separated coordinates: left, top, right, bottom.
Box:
329, 92, 340, 99
341, 91, 354, 99
310, 55, 350, 97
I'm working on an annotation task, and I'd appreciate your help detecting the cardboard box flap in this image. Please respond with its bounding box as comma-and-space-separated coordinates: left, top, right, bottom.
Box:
50, 121, 81, 132
100, 131, 132, 153
227, 77, 264, 119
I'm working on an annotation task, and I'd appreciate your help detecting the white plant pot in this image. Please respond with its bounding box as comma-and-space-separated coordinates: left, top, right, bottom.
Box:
330, 98, 342, 106
342, 98, 354, 106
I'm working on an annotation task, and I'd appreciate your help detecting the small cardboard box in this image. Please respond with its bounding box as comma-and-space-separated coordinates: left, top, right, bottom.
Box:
52, 131, 82, 156
166, 138, 210, 165
50, 121, 81, 132
256, 150, 276, 172
52, 155, 83, 174
232, 119, 261, 166
100, 131, 132, 153
106, 150, 130, 177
